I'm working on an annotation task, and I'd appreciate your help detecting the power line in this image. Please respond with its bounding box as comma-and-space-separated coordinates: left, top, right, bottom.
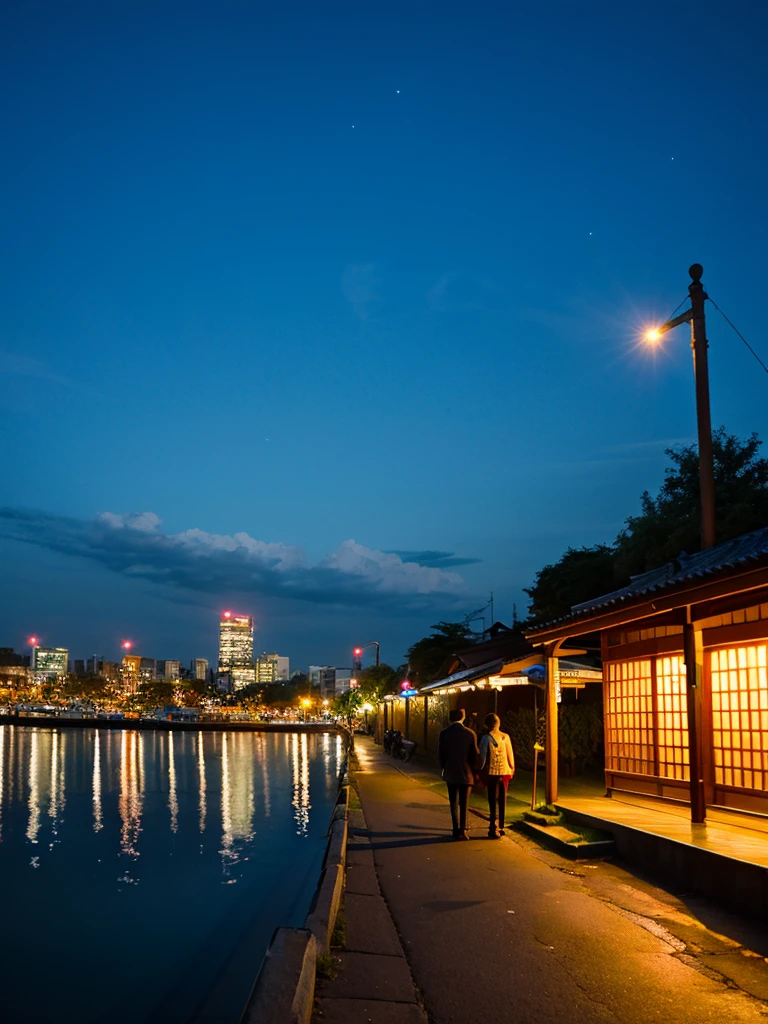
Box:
707, 296, 768, 377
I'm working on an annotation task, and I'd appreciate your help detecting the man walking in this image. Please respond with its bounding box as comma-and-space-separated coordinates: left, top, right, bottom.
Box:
437, 708, 480, 840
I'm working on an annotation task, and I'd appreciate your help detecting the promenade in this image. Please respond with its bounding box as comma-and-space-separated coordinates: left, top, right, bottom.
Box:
316, 736, 768, 1024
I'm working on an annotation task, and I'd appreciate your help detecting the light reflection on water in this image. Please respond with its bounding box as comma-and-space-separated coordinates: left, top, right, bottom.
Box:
0, 725, 343, 1024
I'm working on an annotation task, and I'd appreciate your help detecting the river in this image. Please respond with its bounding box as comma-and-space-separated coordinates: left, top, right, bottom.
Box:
0, 724, 344, 1023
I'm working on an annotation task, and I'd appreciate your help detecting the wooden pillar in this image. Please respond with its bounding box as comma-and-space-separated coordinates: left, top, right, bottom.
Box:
423, 694, 429, 751
545, 645, 559, 805
683, 617, 706, 823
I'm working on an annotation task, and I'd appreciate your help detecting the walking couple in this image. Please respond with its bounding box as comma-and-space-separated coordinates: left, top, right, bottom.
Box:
437, 708, 515, 840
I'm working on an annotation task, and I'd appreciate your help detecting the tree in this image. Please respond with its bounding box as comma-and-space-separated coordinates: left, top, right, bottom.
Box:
355, 664, 397, 700
524, 545, 618, 624
523, 428, 768, 625
614, 428, 768, 577
405, 621, 474, 686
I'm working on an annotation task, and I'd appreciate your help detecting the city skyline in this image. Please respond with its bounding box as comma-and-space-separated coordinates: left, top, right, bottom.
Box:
2, 2, 768, 666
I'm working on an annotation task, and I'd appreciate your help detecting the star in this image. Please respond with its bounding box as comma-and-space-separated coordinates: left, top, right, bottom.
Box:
396, 89, 400, 94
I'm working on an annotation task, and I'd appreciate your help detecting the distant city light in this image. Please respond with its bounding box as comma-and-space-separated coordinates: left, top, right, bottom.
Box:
122, 640, 133, 650
223, 610, 232, 619
28, 636, 38, 646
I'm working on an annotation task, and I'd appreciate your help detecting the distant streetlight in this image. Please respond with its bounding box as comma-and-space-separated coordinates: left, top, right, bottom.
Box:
301, 697, 311, 722
354, 641, 380, 668
644, 264, 715, 550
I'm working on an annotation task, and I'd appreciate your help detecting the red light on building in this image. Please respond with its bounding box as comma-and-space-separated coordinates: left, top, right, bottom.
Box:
122, 640, 133, 650
223, 611, 232, 619
28, 636, 38, 646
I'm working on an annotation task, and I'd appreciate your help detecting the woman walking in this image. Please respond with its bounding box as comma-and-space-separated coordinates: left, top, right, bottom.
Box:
478, 713, 515, 838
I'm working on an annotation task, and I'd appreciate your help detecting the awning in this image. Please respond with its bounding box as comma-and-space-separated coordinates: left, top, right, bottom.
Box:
419, 659, 504, 695
503, 658, 602, 685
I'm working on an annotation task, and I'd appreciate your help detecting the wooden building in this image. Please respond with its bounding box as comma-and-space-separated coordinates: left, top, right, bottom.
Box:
526, 527, 768, 822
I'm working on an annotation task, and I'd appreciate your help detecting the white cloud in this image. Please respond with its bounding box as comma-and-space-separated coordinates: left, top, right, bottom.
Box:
0, 507, 468, 610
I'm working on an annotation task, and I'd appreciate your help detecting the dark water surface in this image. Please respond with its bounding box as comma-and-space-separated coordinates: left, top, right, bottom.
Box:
0, 725, 343, 1023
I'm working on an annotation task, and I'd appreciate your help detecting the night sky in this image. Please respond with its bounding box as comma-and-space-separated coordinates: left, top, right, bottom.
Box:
2, 1, 767, 671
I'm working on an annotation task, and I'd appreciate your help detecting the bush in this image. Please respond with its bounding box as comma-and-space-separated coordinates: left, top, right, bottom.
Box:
503, 701, 602, 773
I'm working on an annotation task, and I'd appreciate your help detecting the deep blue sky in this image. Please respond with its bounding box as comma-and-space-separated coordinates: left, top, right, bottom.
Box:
2, 1, 768, 671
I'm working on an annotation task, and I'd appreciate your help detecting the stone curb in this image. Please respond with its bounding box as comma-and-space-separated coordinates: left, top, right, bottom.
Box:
241, 927, 317, 1024
239, 743, 351, 1023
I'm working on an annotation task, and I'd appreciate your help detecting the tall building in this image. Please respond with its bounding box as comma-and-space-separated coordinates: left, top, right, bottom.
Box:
334, 667, 353, 695
161, 660, 180, 681
218, 611, 254, 690
319, 667, 337, 700
255, 653, 278, 685
255, 652, 289, 684
122, 654, 141, 692
32, 647, 69, 680
191, 658, 208, 681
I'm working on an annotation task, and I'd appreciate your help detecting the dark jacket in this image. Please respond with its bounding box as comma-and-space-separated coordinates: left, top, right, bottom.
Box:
437, 722, 480, 785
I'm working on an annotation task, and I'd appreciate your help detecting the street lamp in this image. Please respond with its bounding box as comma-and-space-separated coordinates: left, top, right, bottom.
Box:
354, 641, 380, 668
644, 263, 715, 550
301, 697, 311, 723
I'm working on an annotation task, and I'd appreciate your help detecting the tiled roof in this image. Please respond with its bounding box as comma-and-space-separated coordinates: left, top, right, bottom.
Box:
569, 526, 768, 619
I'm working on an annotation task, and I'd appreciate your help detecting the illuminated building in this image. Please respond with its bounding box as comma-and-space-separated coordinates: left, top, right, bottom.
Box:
218, 612, 254, 690
158, 660, 180, 681
122, 655, 141, 692
526, 526, 768, 822
32, 647, 68, 680
191, 658, 208, 681
255, 653, 290, 684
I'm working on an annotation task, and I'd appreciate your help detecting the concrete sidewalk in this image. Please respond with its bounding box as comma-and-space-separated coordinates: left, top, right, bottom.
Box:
333, 736, 768, 1024
313, 803, 429, 1024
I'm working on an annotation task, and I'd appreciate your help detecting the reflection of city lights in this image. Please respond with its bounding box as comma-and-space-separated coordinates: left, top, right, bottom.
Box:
118, 731, 142, 858
197, 732, 207, 833
92, 733, 103, 832
291, 733, 311, 835
26, 730, 40, 844
168, 732, 178, 834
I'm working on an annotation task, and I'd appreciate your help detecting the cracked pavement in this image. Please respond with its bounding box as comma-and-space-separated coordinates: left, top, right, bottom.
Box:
352, 737, 768, 1024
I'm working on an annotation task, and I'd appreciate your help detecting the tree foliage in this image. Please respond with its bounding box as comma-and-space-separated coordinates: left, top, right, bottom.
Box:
405, 621, 474, 686
524, 545, 617, 624
614, 428, 768, 577
525, 428, 768, 624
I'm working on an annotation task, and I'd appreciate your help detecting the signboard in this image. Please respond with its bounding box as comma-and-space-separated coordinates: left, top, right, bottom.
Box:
401, 688, 419, 698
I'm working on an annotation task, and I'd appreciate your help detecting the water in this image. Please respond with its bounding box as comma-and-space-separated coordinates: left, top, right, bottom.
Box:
0, 724, 344, 1024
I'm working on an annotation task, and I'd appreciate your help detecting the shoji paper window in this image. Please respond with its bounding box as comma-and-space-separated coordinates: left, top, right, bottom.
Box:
711, 645, 768, 792
606, 660, 654, 774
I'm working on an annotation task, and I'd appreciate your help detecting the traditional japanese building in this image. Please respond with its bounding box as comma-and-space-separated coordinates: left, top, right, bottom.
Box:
526, 526, 768, 822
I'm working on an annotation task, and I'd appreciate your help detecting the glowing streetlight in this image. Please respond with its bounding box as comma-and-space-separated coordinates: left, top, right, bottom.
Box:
301, 697, 311, 722
121, 640, 133, 651
644, 264, 715, 550
28, 636, 39, 647
354, 641, 380, 667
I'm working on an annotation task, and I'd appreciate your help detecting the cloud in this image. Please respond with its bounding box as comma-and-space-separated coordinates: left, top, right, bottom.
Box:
0, 508, 467, 610
426, 273, 500, 313
0, 350, 80, 391
341, 263, 382, 319
387, 549, 482, 569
